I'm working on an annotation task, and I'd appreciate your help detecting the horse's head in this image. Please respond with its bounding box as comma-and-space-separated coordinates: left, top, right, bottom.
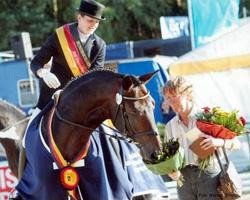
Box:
47, 69, 162, 164
112, 71, 162, 163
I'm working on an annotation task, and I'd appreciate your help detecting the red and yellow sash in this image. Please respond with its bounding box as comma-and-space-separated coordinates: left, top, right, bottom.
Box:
56, 24, 90, 77
47, 104, 90, 199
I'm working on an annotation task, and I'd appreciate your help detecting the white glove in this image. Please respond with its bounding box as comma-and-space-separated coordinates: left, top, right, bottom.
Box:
37, 68, 61, 89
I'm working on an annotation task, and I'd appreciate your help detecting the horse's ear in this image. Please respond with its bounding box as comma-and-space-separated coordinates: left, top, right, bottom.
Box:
122, 75, 133, 91
139, 70, 159, 84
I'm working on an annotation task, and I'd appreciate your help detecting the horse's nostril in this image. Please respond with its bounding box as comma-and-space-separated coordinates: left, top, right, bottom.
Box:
150, 152, 159, 160
154, 131, 159, 136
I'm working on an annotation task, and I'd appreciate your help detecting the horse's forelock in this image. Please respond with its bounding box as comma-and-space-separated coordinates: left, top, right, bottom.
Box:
128, 75, 143, 87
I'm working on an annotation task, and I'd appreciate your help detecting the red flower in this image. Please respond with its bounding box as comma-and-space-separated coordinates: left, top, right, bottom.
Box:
240, 116, 246, 126
202, 107, 210, 113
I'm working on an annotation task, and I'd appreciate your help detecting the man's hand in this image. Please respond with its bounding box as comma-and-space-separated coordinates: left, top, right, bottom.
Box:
37, 68, 61, 89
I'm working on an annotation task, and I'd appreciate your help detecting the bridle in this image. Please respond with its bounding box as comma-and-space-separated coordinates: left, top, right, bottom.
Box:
53, 87, 158, 144
113, 90, 158, 143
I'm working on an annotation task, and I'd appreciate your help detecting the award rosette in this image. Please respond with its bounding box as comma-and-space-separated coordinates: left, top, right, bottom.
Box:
60, 166, 80, 190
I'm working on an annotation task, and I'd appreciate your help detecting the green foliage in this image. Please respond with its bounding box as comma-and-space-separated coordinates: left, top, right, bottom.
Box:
157, 122, 165, 141
0, 0, 57, 50
2, 0, 250, 51
97, 0, 187, 43
156, 138, 180, 163
239, 0, 250, 17
0, 0, 187, 51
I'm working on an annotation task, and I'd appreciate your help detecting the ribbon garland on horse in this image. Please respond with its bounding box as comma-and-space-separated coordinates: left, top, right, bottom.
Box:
47, 94, 90, 199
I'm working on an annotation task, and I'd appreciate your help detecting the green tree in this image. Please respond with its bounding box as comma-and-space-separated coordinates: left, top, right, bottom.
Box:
0, 0, 187, 50
239, 0, 250, 17
0, 0, 56, 50
97, 0, 187, 43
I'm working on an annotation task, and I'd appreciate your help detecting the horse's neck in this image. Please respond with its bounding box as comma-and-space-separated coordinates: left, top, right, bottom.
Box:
41, 73, 122, 161
41, 103, 109, 162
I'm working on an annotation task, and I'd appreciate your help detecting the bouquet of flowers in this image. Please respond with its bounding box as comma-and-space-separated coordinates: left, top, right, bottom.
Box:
145, 137, 185, 187
196, 106, 247, 138
190, 107, 247, 171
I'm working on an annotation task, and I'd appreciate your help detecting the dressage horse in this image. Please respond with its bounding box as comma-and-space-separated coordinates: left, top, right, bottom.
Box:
16, 69, 163, 200
0, 100, 28, 177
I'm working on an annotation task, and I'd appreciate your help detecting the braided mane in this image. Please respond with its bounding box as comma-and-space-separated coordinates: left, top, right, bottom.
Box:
65, 66, 117, 89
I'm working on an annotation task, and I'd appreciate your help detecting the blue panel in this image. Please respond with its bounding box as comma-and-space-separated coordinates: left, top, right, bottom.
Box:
0, 60, 30, 110
106, 42, 133, 60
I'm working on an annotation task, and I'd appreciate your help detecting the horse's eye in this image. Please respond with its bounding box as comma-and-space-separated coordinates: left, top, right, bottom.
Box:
152, 100, 155, 107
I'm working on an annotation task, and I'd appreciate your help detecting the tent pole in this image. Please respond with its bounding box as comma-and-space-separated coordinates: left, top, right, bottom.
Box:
187, 0, 195, 49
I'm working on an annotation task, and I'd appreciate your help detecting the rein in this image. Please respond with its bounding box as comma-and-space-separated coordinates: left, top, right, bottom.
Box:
0, 117, 30, 132
54, 90, 156, 144
55, 109, 128, 141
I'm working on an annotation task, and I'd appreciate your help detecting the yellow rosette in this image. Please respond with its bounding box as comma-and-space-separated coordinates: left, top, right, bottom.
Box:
60, 166, 80, 190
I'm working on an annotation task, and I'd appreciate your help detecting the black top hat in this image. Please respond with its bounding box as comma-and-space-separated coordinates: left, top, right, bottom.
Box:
77, 0, 106, 21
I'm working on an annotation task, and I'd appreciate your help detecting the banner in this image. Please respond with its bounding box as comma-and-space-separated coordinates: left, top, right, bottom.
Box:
0, 161, 18, 200
160, 16, 189, 39
169, 20, 250, 121
189, 0, 240, 48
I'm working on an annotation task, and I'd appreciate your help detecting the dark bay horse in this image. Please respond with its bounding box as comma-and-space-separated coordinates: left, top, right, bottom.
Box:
16, 69, 163, 200
0, 100, 29, 177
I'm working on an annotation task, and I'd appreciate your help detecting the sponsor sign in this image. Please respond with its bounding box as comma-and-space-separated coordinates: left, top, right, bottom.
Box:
0, 161, 18, 200
160, 16, 189, 39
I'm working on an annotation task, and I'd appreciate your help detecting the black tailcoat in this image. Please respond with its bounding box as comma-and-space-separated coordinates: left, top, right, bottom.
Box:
31, 23, 106, 109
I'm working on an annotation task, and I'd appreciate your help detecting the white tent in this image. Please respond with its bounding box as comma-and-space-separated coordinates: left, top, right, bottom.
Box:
168, 19, 250, 171
169, 19, 250, 122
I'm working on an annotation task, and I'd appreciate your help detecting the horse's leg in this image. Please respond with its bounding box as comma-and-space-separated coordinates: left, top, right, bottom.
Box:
18, 147, 26, 179
0, 138, 19, 177
17, 108, 41, 179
